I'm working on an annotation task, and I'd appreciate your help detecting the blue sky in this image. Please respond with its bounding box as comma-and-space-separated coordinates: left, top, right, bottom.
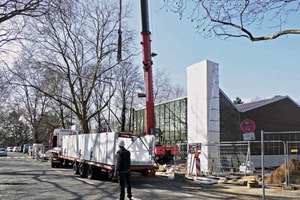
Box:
126, 1, 300, 104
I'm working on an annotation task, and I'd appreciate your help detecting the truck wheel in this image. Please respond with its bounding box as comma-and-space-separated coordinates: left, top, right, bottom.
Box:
79, 163, 86, 177
73, 162, 79, 175
61, 159, 67, 168
51, 160, 55, 168
142, 170, 148, 176
87, 165, 95, 179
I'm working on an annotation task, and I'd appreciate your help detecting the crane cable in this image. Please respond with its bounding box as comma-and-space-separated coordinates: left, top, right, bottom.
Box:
117, 0, 122, 62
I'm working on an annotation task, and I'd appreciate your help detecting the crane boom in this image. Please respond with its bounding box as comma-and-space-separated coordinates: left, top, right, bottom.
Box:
140, 0, 155, 135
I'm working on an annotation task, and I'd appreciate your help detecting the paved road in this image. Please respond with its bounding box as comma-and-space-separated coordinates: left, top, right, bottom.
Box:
0, 152, 292, 200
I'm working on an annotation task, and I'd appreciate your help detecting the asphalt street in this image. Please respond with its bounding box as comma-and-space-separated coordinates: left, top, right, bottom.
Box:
0, 152, 287, 200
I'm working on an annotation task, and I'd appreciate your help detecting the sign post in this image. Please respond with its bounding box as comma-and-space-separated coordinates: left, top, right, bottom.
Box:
240, 119, 256, 175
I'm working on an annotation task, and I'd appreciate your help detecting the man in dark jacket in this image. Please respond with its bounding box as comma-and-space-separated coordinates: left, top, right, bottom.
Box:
116, 139, 132, 200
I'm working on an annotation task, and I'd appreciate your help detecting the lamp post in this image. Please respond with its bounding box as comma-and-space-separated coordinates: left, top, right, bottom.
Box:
103, 79, 114, 132
108, 83, 111, 131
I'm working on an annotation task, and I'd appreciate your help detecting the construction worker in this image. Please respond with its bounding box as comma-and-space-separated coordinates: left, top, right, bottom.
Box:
115, 139, 132, 200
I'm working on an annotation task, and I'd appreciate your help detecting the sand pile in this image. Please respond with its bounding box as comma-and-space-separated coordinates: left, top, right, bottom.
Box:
265, 158, 300, 185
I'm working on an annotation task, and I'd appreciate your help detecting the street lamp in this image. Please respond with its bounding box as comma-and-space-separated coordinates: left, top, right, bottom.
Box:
102, 79, 114, 132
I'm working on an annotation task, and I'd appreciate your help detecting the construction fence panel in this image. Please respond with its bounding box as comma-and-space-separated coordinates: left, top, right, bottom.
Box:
185, 142, 250, 175
187, 140, 299, 199
171, 137, 300, 199
286, 141, 300, 187
262, 131, 300, 199
173, 142, 188, 166
184, 141, 291, 174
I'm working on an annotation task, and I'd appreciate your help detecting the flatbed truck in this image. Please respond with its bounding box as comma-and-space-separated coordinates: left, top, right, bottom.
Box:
49, 129, 157, 180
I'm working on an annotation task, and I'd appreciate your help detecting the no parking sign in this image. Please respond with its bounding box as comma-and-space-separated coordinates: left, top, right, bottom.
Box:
241, 119, 256, 141
240, 119, 256, 133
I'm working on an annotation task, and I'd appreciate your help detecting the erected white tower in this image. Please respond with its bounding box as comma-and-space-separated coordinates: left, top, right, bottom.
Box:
186, 60, 220, 175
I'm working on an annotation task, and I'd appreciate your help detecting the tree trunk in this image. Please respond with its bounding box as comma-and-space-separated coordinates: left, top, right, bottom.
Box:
120, 92, 126, 132
80, 119, 89, 134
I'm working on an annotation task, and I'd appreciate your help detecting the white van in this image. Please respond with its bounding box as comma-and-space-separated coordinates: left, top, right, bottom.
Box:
32, 143, 43, 159
28, 146, 33, 156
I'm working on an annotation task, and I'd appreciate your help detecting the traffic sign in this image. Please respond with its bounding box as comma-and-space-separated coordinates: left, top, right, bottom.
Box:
243, 132, 255, 141
240, 119, 256, 133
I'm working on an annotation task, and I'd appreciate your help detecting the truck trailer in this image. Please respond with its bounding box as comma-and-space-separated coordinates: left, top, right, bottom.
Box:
49, 129, 157, 180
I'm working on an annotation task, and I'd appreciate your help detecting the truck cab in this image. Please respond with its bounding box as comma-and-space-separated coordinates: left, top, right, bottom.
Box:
49, 129, 78, 168
51, 129, 77, 151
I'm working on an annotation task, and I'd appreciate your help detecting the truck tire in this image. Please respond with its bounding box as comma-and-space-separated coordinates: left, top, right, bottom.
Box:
73, 162, 79, 175
142, 170, 148, 176
79, 163, 86, 177
87, 165, 95, 179
51, 160, 55, 168
62, 159, 69, 168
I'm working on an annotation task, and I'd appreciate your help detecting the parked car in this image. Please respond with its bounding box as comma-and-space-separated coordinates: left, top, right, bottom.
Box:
39, 150, 52, 161
13, 146, 21, 152
23, 144, 32, 154
6, 147, 14, 152
0, 148, 7, 156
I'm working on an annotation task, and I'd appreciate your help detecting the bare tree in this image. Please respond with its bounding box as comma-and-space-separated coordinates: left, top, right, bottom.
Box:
91, 81, 114, 133
114, 61, 143, 132
162, 0, 300, 41
6, 54, 60, 143
153, 68, 186, 103
8, 0, 135, 133
0, 69, 12, 109
0, 0, 53, 50
14, 86, 58, 143
91, 65, 117, 133
0, 109, 30, 146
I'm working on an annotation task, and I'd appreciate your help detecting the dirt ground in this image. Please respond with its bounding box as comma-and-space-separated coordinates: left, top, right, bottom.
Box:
265, 158, 300, 185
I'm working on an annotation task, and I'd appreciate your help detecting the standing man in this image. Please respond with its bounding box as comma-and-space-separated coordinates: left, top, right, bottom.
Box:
116, 139, 132, 200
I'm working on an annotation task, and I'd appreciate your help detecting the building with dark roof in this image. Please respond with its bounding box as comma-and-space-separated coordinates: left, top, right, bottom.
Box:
220, 91, 300, 167
221, 91, 300, 143
134, 88, 300, 168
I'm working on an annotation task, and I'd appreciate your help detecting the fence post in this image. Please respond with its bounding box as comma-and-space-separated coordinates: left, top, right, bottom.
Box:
286, 141, 290, 187
261, 130, 265, 200
283, 141, 288, 187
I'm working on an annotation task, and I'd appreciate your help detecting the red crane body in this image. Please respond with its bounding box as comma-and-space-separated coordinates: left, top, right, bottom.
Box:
140, 0, 155, 135
139, 1, 179, 163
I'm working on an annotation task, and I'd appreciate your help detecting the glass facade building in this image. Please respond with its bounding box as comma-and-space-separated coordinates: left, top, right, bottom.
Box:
133, 97, 187, 146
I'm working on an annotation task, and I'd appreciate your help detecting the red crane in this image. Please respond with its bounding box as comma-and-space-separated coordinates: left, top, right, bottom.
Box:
139, 0, 155, 135
138, 1, 179, 163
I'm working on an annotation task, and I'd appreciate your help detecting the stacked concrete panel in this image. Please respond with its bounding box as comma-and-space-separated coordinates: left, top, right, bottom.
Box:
62, 132, 155, 166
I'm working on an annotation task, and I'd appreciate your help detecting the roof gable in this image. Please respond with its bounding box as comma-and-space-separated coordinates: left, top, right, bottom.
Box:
235, 96, 299, 112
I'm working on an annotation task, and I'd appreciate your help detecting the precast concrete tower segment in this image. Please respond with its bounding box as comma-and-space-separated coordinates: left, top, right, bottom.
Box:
186, 60, 220, 175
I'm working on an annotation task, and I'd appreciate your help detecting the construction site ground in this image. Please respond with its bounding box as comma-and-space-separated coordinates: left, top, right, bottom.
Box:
132, 172, 300, 200
145, 159, 300, 199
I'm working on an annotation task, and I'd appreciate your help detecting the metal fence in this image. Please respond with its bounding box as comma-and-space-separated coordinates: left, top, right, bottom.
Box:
179, 136, 300, 199
163, 142, 188, 168
287, 141, 300, 186
199, 137, 300, 199
261, 131, 300, 199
